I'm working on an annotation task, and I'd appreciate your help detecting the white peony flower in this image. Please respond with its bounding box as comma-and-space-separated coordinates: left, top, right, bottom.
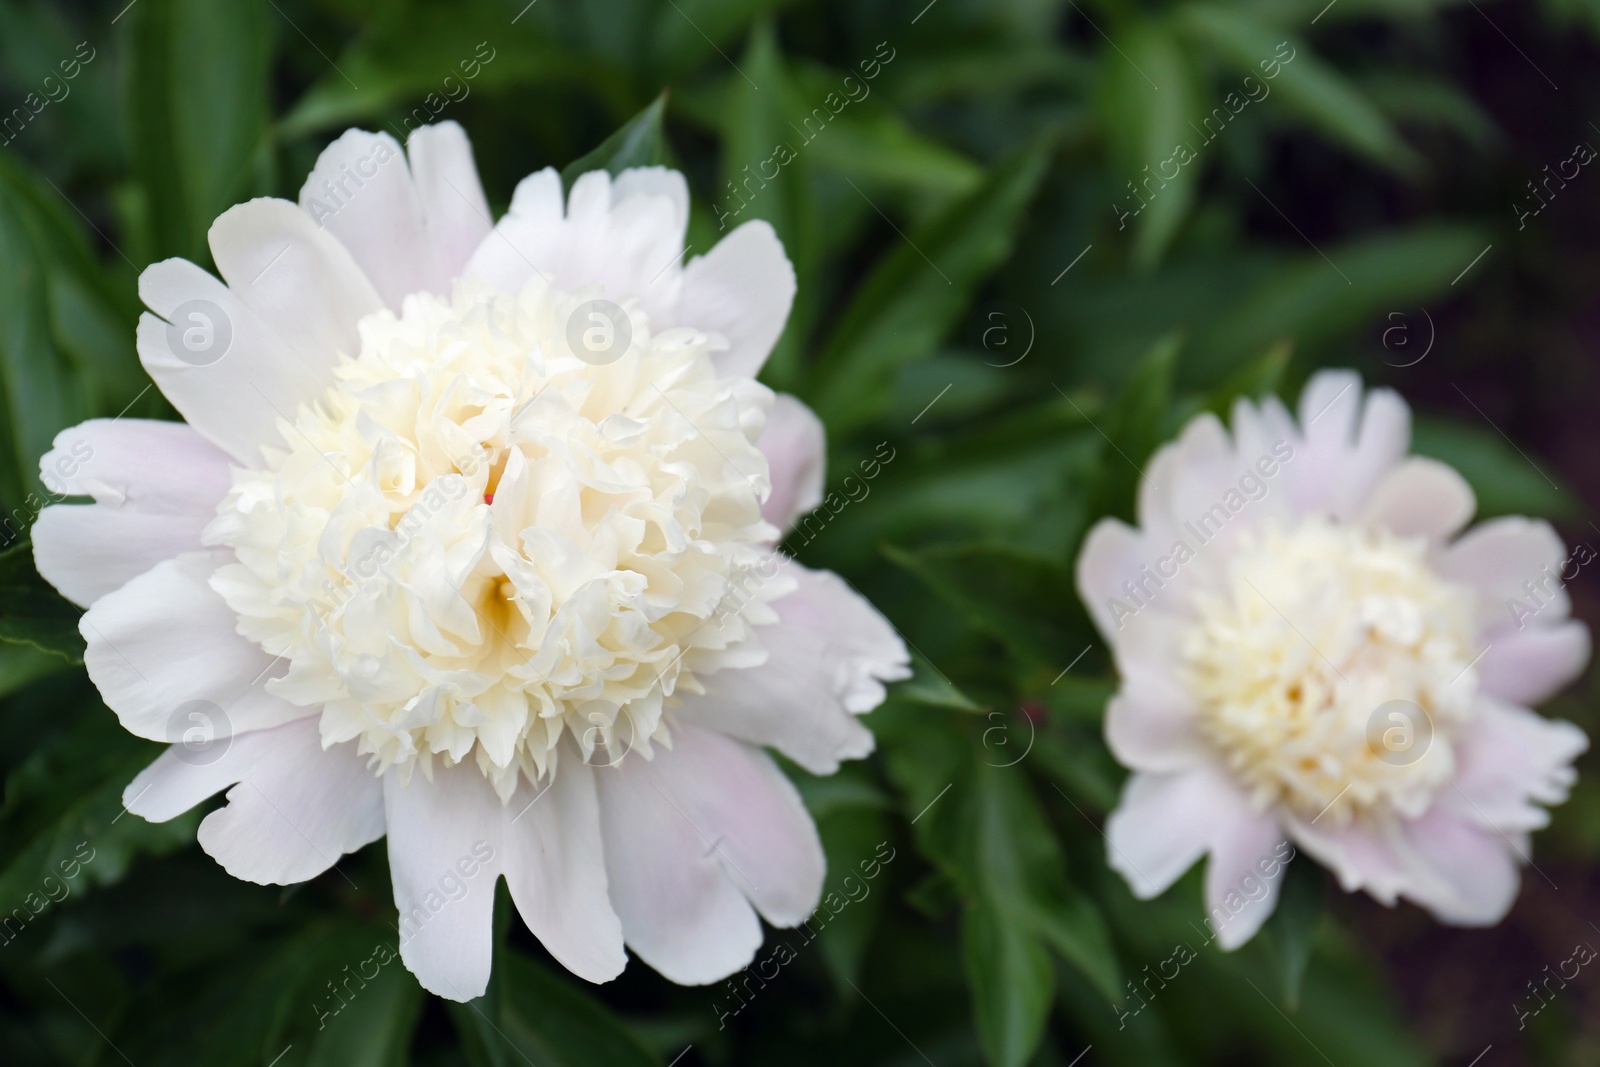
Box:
32, 122, 909, 999
1076, 370, 1589, 948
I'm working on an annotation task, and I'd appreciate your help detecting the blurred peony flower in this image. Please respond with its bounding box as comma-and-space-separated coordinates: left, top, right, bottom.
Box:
1077, 370, 1588, 948
32, 123, 908, 999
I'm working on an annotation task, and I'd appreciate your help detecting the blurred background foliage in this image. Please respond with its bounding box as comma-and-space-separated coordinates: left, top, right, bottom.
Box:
1, 0, 1599, 1064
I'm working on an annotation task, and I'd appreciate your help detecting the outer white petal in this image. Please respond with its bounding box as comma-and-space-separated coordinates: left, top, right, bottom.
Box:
406, 121, 494, 279
676, 220, 796, 379
32, 419, 232, 607
206, 197, 384, 369
501, 760, 627, 984
1278, 372, 1411, 519
384, 760, 504, 1001
79, 551, 312, 741
299, 129, 444, 307
1438, 516, 1571, 624
758, 394, 824, 535
124, 718, 383, 884
1397, 809, 1522, 925
461, 166, 689, 323
1104, 765, 1248, 899
594, 750, 762, 984
1283, 814, 1411, 906
1203, 812, 1288, 950
595, 723, 824, 983
1477, 621, 1589, 706
1358, 457, 1475, 543
676, 565, 909, 775
1443, 698, 1588, 833
137, 257, 349, 463
461, 167, 564, 294
1076, 518, 1155, 641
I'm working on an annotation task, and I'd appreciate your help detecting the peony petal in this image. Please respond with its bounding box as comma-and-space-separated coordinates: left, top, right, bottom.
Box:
594, 739, 764, 985
676, 220, 795, 379
80, 551, 313, 741
1477, 621, 1590, 705
758, 394, 824, 535
32, 419, 233, 607
1076, 518, 1154, 641
1443, 698, 1587, 833
206, 196, 384, 368
1283, 813, 1411, 906
501, 760, 627, 984
1104, 679, 1206, 775
299, 129, 444, 307
384, 760, 504, 1001
676, 564, 908, 775
1397, 808, 1522, 925
1203, 812, 1288, 950
406, 121, 493, 279
460, 167, 563, 295
1437, 516, 1571, 624
137, 258, 347, 462
460, 166, 689, 323
125, 718, 383, 884
1104, 765, 1247, 899
1279, 372, 1413, 519
1358, 457, 1475, 543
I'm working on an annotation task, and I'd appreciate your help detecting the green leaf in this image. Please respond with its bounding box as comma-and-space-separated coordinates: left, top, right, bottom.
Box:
1412, 415, 1575, 520
306, 947, 424, 1067
278, 4, 584, 141
1088, 333, 1181, 523
807, 131, 1057, 434
883, 541, 1079, 667
0, 713, 194, 923
1174, 6, 1421, 175
717, 22, 815, 392
127, 0, 272, 262
1190, 338, 1291, 425
1098, 19, 1202, 267
1263, 857, 1326, 1011
562, 93, 669, 188
963, 897, 1055, 1067
0, 541, 83, 663
493, 949, 659, 1067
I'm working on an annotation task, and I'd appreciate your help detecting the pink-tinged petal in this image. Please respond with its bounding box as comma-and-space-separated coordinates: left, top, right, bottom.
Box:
384, 760, 504, 1001
1283, 813, 1410, 906
1076, 518, 1152, 641
137, 259, 348, 463
1477, 621, 1590, 706
1104, 765, 1247, 899
1104, 676, 1206, 775
1279, 372, 1412, 519
80, 551, 312, 741
206, 197, 384, 369
594, 739, 763, 985
1358, 457, 1475, 543
1203, 813, 1288, 950
676, 220, 795, 380
1444, 698, 1587, 833
1437, 516, 1570, 624
676, 564, 908, 775
125, 718, 383, 884
299, 129, 444, 307
32, 419, 232, 607
405, 121, 493, 280
501, 760, 627, 984
758, 394, 824, 535
1398, 808, 1522, 925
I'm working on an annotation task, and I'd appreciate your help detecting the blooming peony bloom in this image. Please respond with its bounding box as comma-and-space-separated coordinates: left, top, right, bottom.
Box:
1076, 370, 1589, 948
32, 122, 908, 999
